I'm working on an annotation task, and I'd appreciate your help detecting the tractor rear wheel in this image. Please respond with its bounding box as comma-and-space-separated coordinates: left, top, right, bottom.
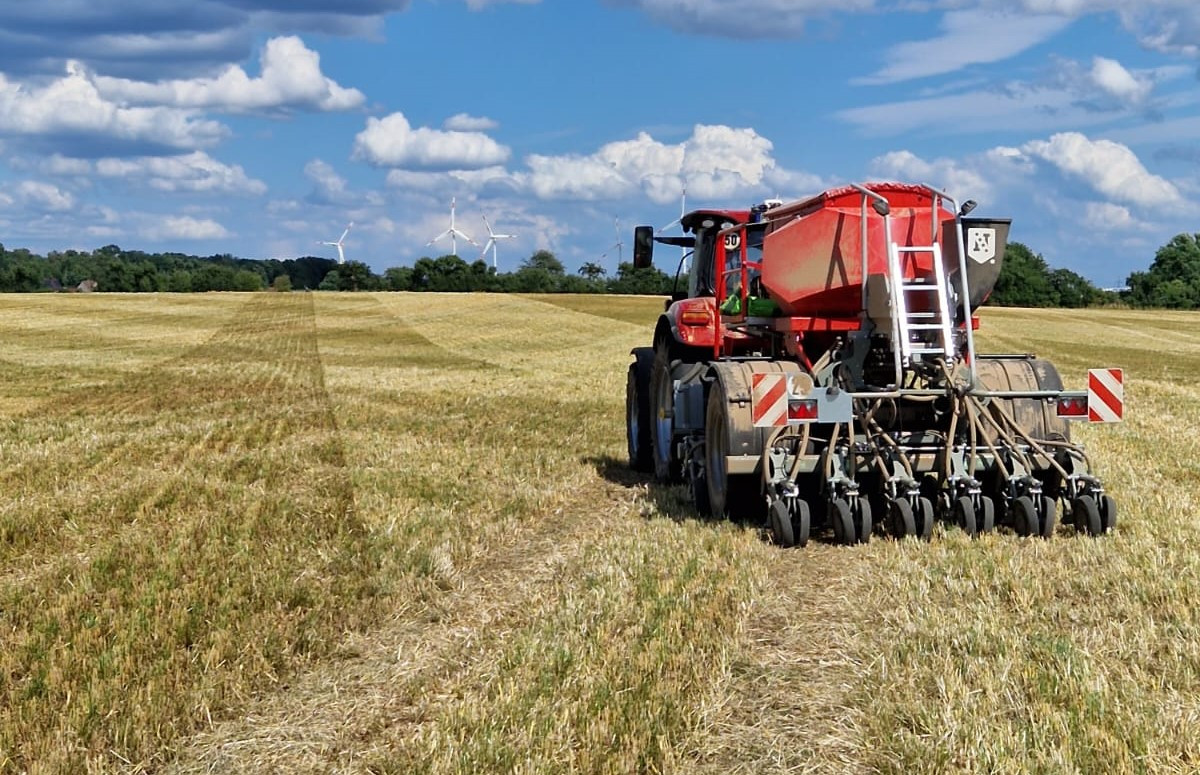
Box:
626, 349, 654, 472
705, 376, 764, 522
650, 341, 682, 483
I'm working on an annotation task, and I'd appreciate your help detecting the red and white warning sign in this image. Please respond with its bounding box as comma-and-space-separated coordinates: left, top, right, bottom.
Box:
752, 373, 788, 427
1088, 368, 1124, 423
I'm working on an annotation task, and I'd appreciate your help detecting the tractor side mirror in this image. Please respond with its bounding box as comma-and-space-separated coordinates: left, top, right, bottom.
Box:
633, 225, 654, 269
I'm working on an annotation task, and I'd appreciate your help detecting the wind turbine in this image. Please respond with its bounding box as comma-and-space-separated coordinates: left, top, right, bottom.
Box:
657, 180, 687, 235
600, 217, 624, 263
318, 221, 353, 264
479, 214, 516, 269
426, 197, 477, 257
657, 181, 688, 264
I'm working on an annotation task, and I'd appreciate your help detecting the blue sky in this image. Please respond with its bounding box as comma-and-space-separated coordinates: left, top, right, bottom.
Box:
0, 1, 1198, 287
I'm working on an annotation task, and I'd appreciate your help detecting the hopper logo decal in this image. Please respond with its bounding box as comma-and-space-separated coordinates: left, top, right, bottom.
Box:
967, 228, 996, 264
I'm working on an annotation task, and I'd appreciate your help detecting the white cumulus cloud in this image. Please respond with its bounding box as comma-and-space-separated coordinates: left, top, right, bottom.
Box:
142, 215, 231, 241
95, 152, 267, 195
39, 154, 95, 176
304, 158, 350, 203
444, 113, 499, 131
1083, 201, 1146, 232
0, 64, 226, 153
385, 165, 512, 191
870, 149, 993, 201
93, 36, 364, 114
1022, 132, 1182, 208
1088, 56, 1152, 105
353, 112, 511, 170
514, 124, 819, 204
16, 181, 76, 212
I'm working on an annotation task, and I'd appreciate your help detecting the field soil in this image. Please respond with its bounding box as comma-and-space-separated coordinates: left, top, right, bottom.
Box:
0, 293, 1196, 774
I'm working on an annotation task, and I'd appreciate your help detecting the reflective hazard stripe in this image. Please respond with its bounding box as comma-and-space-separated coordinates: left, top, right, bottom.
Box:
1088, 368, 1124, 423
751, 373, 788, 427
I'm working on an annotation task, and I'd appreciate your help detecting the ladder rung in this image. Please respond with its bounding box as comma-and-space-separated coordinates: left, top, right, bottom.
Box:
909, 348, 947, 355
901, 284, 936, 291
907, 324, 946, 330
894, 246, 938, 253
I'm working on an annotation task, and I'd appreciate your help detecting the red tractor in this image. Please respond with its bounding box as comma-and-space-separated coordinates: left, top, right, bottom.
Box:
626, 182, 1121, 546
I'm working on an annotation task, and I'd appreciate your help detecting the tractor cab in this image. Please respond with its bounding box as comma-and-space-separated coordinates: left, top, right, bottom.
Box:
680, 211, 747, 298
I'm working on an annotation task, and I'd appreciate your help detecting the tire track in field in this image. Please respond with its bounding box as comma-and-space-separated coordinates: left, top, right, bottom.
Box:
0, 291, 343, 581
0, 294, 384, 770
161, 292, 865, 773
0, 294, 343, 570
163, 294, 633, 772
309, 293, 495, 373
684, 546, 872, 774
163, 478, 625, 773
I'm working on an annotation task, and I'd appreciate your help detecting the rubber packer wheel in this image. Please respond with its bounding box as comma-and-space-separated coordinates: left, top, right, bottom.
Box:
915, 496, 935, 541
954, 495, 978, 538
1040, 495, 1058, 539
1072, 494, 1102, 536
791, 498, 811, 548
890, 498, 916, 540
854, 497, 872, 544
978, 496, 996, 534
1100, 494, 1117, 534
769, 499, 795, 547
830, 498, 855, 546
1011, 495, 1038, 537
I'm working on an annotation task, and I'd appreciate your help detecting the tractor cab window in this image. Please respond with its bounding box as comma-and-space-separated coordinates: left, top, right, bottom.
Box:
722, 226, 766, 296
746, 227, 766, 296
689, 221, 733, 298
719, 225, 778, 317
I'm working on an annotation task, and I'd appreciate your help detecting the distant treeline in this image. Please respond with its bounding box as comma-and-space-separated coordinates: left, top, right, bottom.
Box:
990, 233, 1200, 309
0, 244, 334, 293
0, 244, 672, 295
988, 242, 1115, 308
4, 234, 1199, 308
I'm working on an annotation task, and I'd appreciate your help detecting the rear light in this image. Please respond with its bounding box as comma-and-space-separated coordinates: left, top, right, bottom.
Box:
788, 399, 819, 422
1056, 396, 1088, 417
679, 309, 711, 326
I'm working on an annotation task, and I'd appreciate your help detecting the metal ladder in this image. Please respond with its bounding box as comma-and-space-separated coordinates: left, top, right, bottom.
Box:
888, 242, 954, 364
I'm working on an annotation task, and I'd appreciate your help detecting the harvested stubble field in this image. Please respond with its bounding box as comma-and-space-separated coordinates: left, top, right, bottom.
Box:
0, 291, 1196, 774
